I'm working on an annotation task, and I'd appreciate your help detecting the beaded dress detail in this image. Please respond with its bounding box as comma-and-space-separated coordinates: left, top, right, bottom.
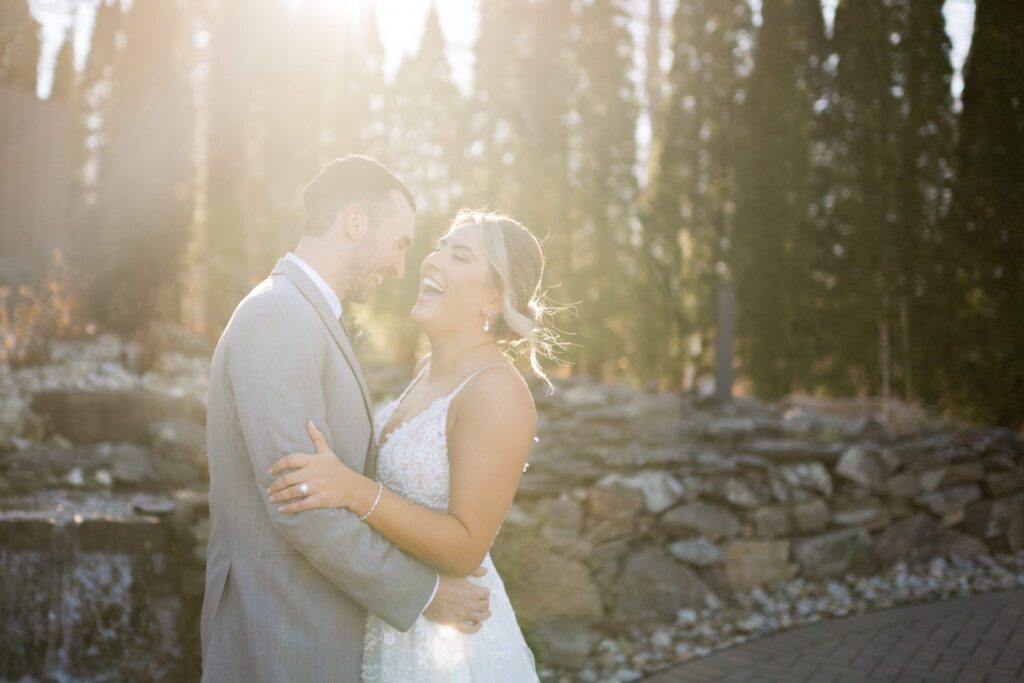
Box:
361, 365, 539, 682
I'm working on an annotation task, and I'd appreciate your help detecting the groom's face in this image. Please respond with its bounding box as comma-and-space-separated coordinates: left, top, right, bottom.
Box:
346, 191, 416, 303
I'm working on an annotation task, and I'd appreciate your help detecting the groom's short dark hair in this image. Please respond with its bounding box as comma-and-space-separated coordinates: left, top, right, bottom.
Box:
302, 155, 416, 235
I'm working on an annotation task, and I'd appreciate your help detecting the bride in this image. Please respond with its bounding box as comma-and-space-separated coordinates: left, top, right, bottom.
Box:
265, 209, 556, 681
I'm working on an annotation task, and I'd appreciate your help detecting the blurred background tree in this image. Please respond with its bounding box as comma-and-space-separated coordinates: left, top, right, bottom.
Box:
4, 0, 1020, 427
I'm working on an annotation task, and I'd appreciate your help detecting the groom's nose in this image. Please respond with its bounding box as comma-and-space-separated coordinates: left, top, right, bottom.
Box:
392, 254, 406, 280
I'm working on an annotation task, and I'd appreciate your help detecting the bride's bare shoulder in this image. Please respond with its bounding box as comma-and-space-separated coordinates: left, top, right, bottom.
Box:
456, 364, 536, 424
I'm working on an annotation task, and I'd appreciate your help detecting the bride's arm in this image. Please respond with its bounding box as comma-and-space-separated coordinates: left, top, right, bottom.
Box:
267, 367, 535, 577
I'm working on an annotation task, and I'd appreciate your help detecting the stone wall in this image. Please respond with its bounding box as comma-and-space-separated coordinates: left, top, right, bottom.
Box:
1, 335, 1022, 678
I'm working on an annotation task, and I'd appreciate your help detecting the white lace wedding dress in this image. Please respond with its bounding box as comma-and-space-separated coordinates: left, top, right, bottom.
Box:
361, 365, 540, 682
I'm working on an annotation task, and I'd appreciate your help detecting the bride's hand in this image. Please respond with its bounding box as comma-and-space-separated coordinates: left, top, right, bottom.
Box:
267, 421, 359, 513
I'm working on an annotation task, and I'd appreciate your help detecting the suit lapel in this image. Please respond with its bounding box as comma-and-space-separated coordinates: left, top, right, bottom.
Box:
271, 259, 376, 472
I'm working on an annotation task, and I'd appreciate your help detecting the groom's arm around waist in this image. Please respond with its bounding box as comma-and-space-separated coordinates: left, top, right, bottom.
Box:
224, 294, 437, 631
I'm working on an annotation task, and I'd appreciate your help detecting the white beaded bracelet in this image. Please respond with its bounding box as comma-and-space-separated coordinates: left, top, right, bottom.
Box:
359, 483, 384, 522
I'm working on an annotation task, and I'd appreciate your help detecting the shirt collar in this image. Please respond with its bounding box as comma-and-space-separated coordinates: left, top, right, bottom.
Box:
284, 252, 343, 320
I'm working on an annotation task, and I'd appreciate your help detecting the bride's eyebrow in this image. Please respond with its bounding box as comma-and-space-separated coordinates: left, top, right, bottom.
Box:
438, 237, 477, 261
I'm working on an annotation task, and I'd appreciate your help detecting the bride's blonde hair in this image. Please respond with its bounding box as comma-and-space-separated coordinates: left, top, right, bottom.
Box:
451, 209, 564, 393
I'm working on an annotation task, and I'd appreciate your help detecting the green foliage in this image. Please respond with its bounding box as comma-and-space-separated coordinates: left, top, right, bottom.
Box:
940, 0, 1024, 425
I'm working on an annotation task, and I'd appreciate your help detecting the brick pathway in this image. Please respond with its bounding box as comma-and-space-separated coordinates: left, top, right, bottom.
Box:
643, 589, 1024, 682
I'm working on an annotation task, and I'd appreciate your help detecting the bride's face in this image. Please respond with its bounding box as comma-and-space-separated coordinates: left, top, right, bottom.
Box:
411, 221, 499, 334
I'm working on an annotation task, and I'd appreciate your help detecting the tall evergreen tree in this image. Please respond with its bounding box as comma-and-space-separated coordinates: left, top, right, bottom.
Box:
640, 0, 752, 385
574, 0, 639, 377
822, 0, 902, 395
0, 0, 40, 95
890, 0, 957, 402
374, 3, 466, 361
941, 0, 1024, 426
50, 30, 75, 102
91, 0, 193, 333
733, 0, 827, 398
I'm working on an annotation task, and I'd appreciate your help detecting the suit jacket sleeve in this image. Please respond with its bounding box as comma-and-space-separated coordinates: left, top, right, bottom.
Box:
225, 293, 438, 631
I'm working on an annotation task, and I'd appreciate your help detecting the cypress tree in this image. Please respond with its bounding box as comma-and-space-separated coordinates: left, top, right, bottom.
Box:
0, 0, 40, 95
574, 0, 639, 377
823, 0, 901, 395
640, 0, 752, 385
733, 0, 828, 398
91, 0, 193, 333
942, 0, 1024, 425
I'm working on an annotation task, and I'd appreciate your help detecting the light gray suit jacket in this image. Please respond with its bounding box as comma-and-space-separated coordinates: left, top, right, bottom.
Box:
201, 258, 438, 683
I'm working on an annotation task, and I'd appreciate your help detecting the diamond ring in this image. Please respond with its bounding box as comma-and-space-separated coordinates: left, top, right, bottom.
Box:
298, 483, 310, 497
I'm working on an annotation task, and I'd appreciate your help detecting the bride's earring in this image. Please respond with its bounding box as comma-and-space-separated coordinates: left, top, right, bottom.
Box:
483, 318, 491, 333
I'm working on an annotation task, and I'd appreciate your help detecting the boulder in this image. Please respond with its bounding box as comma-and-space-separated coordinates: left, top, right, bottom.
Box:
659, 502, 740, 540
791, 498, 830, 534
875, 514, 986, 566
793, 528, 876, 580
723, 540, 796, 591
752, 506, 792, 538
597, 471, 684, 514
775, 462, 832, 498
832, 505, 891, 530
963, 493, 1024, 540
529, 619, 601, 670
915, 485, 982, 517
667, 538, 724, 567
712, 476, 770, 508
983, 470, 1024, 498
886, 473, 920, 498
151, 418, 207, 486
491, 535, 603, 626
835, 446, 887, 491
615, 548, 715, 620
585, 485, 645, 520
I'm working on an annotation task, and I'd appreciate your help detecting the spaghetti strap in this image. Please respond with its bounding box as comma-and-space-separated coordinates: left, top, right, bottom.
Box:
395, 362, 430, 404
447, 363, 511, 401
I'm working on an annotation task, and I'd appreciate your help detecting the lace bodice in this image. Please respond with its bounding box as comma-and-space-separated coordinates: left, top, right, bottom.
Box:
361, 363, 539, 682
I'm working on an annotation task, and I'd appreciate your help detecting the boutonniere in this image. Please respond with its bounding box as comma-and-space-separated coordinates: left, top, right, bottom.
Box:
343, 313, 371, 351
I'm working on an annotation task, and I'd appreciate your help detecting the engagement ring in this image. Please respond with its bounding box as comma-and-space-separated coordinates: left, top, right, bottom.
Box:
298, 483, 309, 497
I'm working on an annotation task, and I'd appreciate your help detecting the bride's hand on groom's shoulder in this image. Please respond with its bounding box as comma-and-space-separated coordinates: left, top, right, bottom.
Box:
267, 421, 366, 514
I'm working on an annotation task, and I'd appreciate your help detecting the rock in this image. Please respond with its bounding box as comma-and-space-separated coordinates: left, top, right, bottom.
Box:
660, 502, 740, 540
963, 493, 1024, 540
832, 505, 891, 530
835, 446, 887, 491
64, 466, 85, 487
585, 485, 645, 520
104, 443, 162, 489
1008, 513, 1024, 552
31, 388, 203, 445
723, 540, 796, 591
530, 619, 601, 670
886, 473, 920, 498
492, 535, 603, 626
597, 471, 684, 514
752, 506, 792, 538
915, 484, 982, 517
538, 498, 586, 548
0, 377, 30, 450
713, 476, 770, 508
875, 514, 987, 566
776, 462, 833, 498
667, 538, 724, 567
151, 418, 207, 486
793, 529, 876, 580
742, 438, 846, 465
791, 498, 830, 534
983, 470, 1024, 498
131, 493, 177, 517
615, 548, 715, 620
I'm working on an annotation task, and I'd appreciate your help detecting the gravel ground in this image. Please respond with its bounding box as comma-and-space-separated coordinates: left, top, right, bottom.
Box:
539, 550, 1024, 682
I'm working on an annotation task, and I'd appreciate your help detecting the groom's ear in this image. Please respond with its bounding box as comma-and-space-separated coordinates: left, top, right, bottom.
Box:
342, 204, 369, 242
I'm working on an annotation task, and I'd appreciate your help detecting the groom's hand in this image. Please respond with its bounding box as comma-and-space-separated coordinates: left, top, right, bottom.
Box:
423, 567, 492, 634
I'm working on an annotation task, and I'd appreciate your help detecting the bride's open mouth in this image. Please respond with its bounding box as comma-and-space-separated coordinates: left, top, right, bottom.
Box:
418, 276, 445, 300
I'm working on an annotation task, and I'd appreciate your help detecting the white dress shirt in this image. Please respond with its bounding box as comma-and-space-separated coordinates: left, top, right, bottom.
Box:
283, 252, 441, 616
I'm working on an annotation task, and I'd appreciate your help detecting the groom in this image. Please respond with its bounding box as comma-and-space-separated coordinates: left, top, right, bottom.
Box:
201, 156, 491, 682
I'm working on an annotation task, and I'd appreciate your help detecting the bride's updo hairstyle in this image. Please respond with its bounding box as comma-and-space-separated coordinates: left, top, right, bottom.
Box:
453, 209, 563, 393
